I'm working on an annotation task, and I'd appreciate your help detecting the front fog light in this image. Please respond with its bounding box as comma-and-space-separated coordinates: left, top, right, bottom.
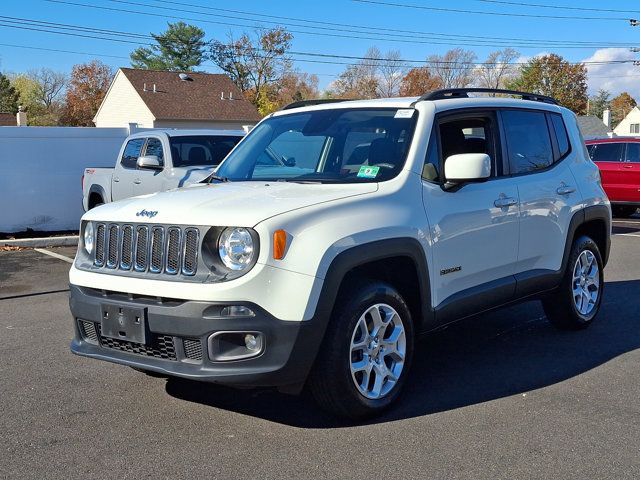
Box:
244, 334, 260, 351
83, 222, 95, 255
218, 227, 255, 271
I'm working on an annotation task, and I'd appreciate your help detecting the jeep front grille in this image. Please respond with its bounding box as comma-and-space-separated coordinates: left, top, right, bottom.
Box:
94, 223, 199, 277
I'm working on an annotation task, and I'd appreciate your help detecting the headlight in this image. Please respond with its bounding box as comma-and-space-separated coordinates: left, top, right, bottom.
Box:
83, 222, 95, 255
218, 227, 255, 271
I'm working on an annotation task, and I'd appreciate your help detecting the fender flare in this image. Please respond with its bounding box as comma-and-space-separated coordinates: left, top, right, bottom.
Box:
87, 184, 107, 208
562, 205, 611, 272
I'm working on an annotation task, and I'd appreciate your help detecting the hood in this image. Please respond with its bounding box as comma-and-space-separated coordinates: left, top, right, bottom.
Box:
84, 181, 378, 226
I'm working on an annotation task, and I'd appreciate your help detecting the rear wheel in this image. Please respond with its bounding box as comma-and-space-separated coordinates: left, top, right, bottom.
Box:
308, 280, 414, 420
543, 236, 603, 330
612, 205, 637, 218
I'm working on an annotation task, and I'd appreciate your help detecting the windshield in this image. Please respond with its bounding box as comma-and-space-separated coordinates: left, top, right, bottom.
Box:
216, 108, 417, 183
169, 135, 242, 168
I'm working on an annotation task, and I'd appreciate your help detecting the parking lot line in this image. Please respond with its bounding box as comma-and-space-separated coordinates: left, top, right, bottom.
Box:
33, 248, 74, 264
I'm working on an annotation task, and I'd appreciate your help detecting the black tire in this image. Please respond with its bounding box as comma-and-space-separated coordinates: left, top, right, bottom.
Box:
542, 235, 604, 330
612, 205, 637, 218
308, 280, 414, 420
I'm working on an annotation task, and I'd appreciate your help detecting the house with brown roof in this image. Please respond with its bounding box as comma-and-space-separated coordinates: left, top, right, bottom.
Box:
93, 68, 261, 130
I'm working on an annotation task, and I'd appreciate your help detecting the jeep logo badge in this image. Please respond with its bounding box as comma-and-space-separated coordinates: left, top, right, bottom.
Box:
136, 209, 158, 218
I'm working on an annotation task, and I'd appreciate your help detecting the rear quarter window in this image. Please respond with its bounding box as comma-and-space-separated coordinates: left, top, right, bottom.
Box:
550, 114, 570, 160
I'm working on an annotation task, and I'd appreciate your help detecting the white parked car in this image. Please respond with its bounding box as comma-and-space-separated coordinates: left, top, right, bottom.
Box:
70, 89, 611, 419
82, 129, 244, 210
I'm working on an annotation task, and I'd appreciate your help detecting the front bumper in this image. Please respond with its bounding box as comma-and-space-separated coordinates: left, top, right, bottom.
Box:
69, 284, 321, 388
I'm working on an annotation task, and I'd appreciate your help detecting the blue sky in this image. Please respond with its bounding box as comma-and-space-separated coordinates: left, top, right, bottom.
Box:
1, 0, 640, 97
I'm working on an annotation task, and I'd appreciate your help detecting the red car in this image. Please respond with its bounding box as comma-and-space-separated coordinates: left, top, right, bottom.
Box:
585, 137, 640, 217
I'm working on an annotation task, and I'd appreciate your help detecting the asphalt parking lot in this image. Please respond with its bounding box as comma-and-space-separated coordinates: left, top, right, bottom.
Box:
1, 219, 639, 479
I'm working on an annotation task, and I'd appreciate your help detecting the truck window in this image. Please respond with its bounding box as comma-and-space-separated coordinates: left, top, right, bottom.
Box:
169, 136, 242, 167
121, 138, 145, 169
144, 138, 164, 166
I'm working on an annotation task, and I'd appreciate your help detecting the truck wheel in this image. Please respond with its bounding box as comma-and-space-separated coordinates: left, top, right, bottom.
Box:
543, 236, 604, 330
612, 205, 637, 218
308, 280, 414, 420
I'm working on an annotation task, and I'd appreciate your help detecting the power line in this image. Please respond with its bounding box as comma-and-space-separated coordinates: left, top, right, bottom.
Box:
472, 0, 640, 15
141, 0, 631, 47
0, 16, 635, 66
2, 41, 640, 81
351, 0, 630, 21
1, 16, 638, 69
43, 0, 634, 49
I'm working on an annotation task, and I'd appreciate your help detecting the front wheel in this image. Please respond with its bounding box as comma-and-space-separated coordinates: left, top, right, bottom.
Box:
543, 236, 604, 330
308, 280, 414, 420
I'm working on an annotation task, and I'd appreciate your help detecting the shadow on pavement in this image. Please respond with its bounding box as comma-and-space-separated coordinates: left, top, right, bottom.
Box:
165, 279, 639, 428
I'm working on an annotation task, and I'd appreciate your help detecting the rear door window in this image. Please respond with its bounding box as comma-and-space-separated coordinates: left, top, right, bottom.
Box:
120, 138, 145, 169
502, 110, 553, 174
625, 143, 640, 163
590, 143, 624, 162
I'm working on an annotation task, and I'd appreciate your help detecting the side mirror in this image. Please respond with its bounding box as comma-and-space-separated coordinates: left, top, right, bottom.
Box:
137, 155, 162, 170
444, 153, 491, 186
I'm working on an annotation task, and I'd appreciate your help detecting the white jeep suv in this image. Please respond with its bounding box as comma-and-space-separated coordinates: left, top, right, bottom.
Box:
70, 89, 611, 419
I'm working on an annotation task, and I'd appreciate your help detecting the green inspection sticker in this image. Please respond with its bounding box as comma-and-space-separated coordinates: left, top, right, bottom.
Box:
357, 165, 380, 178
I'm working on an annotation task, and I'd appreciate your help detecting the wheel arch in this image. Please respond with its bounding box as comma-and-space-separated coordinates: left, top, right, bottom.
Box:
88, 185, 107, 209
312, 238, 433, 336
563, 205, 611, 272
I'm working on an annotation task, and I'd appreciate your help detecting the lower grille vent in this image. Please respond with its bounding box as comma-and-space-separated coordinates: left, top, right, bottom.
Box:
183, 338, 203, 361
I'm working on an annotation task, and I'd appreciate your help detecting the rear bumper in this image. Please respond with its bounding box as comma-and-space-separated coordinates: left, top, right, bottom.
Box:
69, 284, 322, 388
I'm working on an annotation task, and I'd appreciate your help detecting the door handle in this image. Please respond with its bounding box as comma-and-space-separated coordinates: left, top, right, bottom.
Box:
623, 165, 633, 169
113, 177, 119, 183
494, 196, 518, 208
134, 179, 142, 184
556, 185, 576, 195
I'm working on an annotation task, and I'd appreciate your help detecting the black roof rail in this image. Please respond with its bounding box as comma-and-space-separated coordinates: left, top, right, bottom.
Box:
413, 88, 558, 105
281, 98, 356, 110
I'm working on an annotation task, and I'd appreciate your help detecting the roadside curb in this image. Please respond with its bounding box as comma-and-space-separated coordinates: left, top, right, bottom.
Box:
1, 235, 79, 248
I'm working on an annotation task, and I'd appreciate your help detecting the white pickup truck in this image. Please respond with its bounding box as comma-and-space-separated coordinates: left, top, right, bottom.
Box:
82, 129, 244, 210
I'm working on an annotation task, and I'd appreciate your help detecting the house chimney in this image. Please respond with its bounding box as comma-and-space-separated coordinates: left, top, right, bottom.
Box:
603, 109, 611, 128
143, 83, 147, 92
16, 105, 27, 126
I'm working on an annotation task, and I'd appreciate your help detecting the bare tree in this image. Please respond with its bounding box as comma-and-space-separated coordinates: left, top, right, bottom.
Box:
28, 68, 67, 108
427, 48, 477, 89
377, 50, 407, 97
475, 48, 520, 89
331, 46, 381, 99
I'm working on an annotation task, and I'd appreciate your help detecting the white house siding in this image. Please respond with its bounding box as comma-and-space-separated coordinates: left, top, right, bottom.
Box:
0, 126, 128, 232
93, 70, 155, 128
613, 107, 640, 136
152, 119, 253, 130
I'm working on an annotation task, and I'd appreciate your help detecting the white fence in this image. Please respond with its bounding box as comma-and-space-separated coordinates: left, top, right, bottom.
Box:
0, 126, 129, 233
